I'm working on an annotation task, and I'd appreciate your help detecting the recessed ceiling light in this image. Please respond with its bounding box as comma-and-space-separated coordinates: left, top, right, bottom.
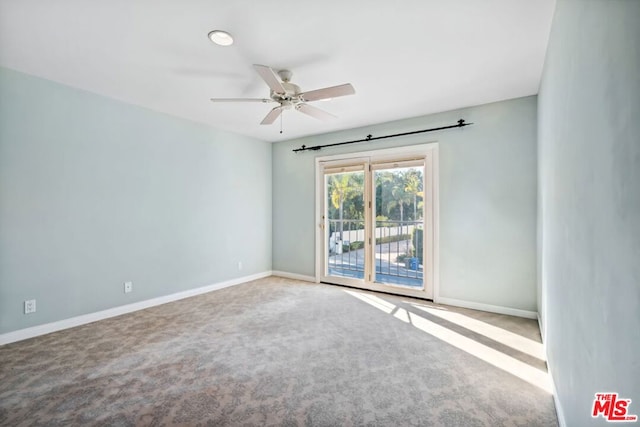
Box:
208, 30, 234, 46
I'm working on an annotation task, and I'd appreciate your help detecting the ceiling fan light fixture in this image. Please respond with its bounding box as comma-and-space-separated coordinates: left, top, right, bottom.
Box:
208, 30, 234, 46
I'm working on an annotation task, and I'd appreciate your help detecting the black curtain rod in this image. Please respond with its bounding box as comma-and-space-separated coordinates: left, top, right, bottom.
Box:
292, 119, 473, 153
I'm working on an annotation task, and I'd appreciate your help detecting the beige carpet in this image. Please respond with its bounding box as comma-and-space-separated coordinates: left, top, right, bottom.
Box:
0, 277, 557, 426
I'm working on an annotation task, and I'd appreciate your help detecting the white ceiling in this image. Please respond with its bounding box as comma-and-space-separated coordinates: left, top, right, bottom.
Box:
0, 0, 555, 143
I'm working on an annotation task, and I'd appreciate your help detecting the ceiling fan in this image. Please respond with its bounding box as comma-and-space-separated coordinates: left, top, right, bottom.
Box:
210, 64, 355, 125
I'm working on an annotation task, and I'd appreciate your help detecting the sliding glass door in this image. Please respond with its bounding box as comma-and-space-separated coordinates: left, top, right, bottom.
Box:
372, 161, 425, 289
324, 164, 367, 284
318, 146, 436, 299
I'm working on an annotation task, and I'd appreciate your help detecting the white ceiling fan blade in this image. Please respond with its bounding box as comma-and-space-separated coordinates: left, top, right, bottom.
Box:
261, 106, 283, 125
253, 64, 286, 94
300, 83, 355, 102
296, 103, 336, 121
210, 98, 274, 103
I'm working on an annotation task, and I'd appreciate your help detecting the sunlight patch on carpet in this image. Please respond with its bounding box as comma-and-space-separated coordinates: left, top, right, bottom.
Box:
344, 290, 552, 394
409, 304, 545, 361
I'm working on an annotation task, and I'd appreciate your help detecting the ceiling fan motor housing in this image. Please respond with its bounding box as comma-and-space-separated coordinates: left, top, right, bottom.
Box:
271, 74, 302, 108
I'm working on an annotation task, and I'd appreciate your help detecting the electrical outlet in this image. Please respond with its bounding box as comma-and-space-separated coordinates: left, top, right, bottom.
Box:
237, 261, 243, 271
124, 281, 133, 293
24, 299, 36, 314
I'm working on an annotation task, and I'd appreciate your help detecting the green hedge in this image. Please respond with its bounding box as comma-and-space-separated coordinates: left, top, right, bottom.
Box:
341, 233, 412, 253
343, 241, 365, 252
377, 234, 411, 245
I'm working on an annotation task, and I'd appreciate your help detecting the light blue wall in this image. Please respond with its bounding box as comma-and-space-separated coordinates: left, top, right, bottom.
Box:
0, 67, 272, 334
538, 0, 640, 425
273, 96, 538, 311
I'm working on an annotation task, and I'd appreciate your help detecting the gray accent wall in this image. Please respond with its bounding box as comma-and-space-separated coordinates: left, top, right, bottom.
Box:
273, 96, 538, 311
0, 67, 272, 334
538, 0, 640, 425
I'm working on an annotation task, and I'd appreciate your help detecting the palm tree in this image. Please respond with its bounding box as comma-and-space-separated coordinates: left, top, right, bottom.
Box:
329, 173, 359, 241
386, 172, 413, 222
404, 170, 423, 220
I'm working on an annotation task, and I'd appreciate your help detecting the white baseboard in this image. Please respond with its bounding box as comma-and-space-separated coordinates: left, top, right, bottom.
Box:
0, 271, 272, 346
549, 367, 566, 427
271, 270, 317, 283
540, 317, 564, 427
435, 297, 538, 319
538, 313, 546, 343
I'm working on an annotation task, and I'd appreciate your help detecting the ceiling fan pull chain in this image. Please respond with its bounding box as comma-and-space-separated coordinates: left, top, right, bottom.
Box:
280, 111, 283, 134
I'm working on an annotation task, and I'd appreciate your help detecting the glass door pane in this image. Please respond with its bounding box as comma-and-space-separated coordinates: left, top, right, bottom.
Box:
373, 164, 425, 289
325, 169, 366, 282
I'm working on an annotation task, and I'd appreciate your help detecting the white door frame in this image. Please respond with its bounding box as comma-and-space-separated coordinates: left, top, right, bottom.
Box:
314, 143, 440, 300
